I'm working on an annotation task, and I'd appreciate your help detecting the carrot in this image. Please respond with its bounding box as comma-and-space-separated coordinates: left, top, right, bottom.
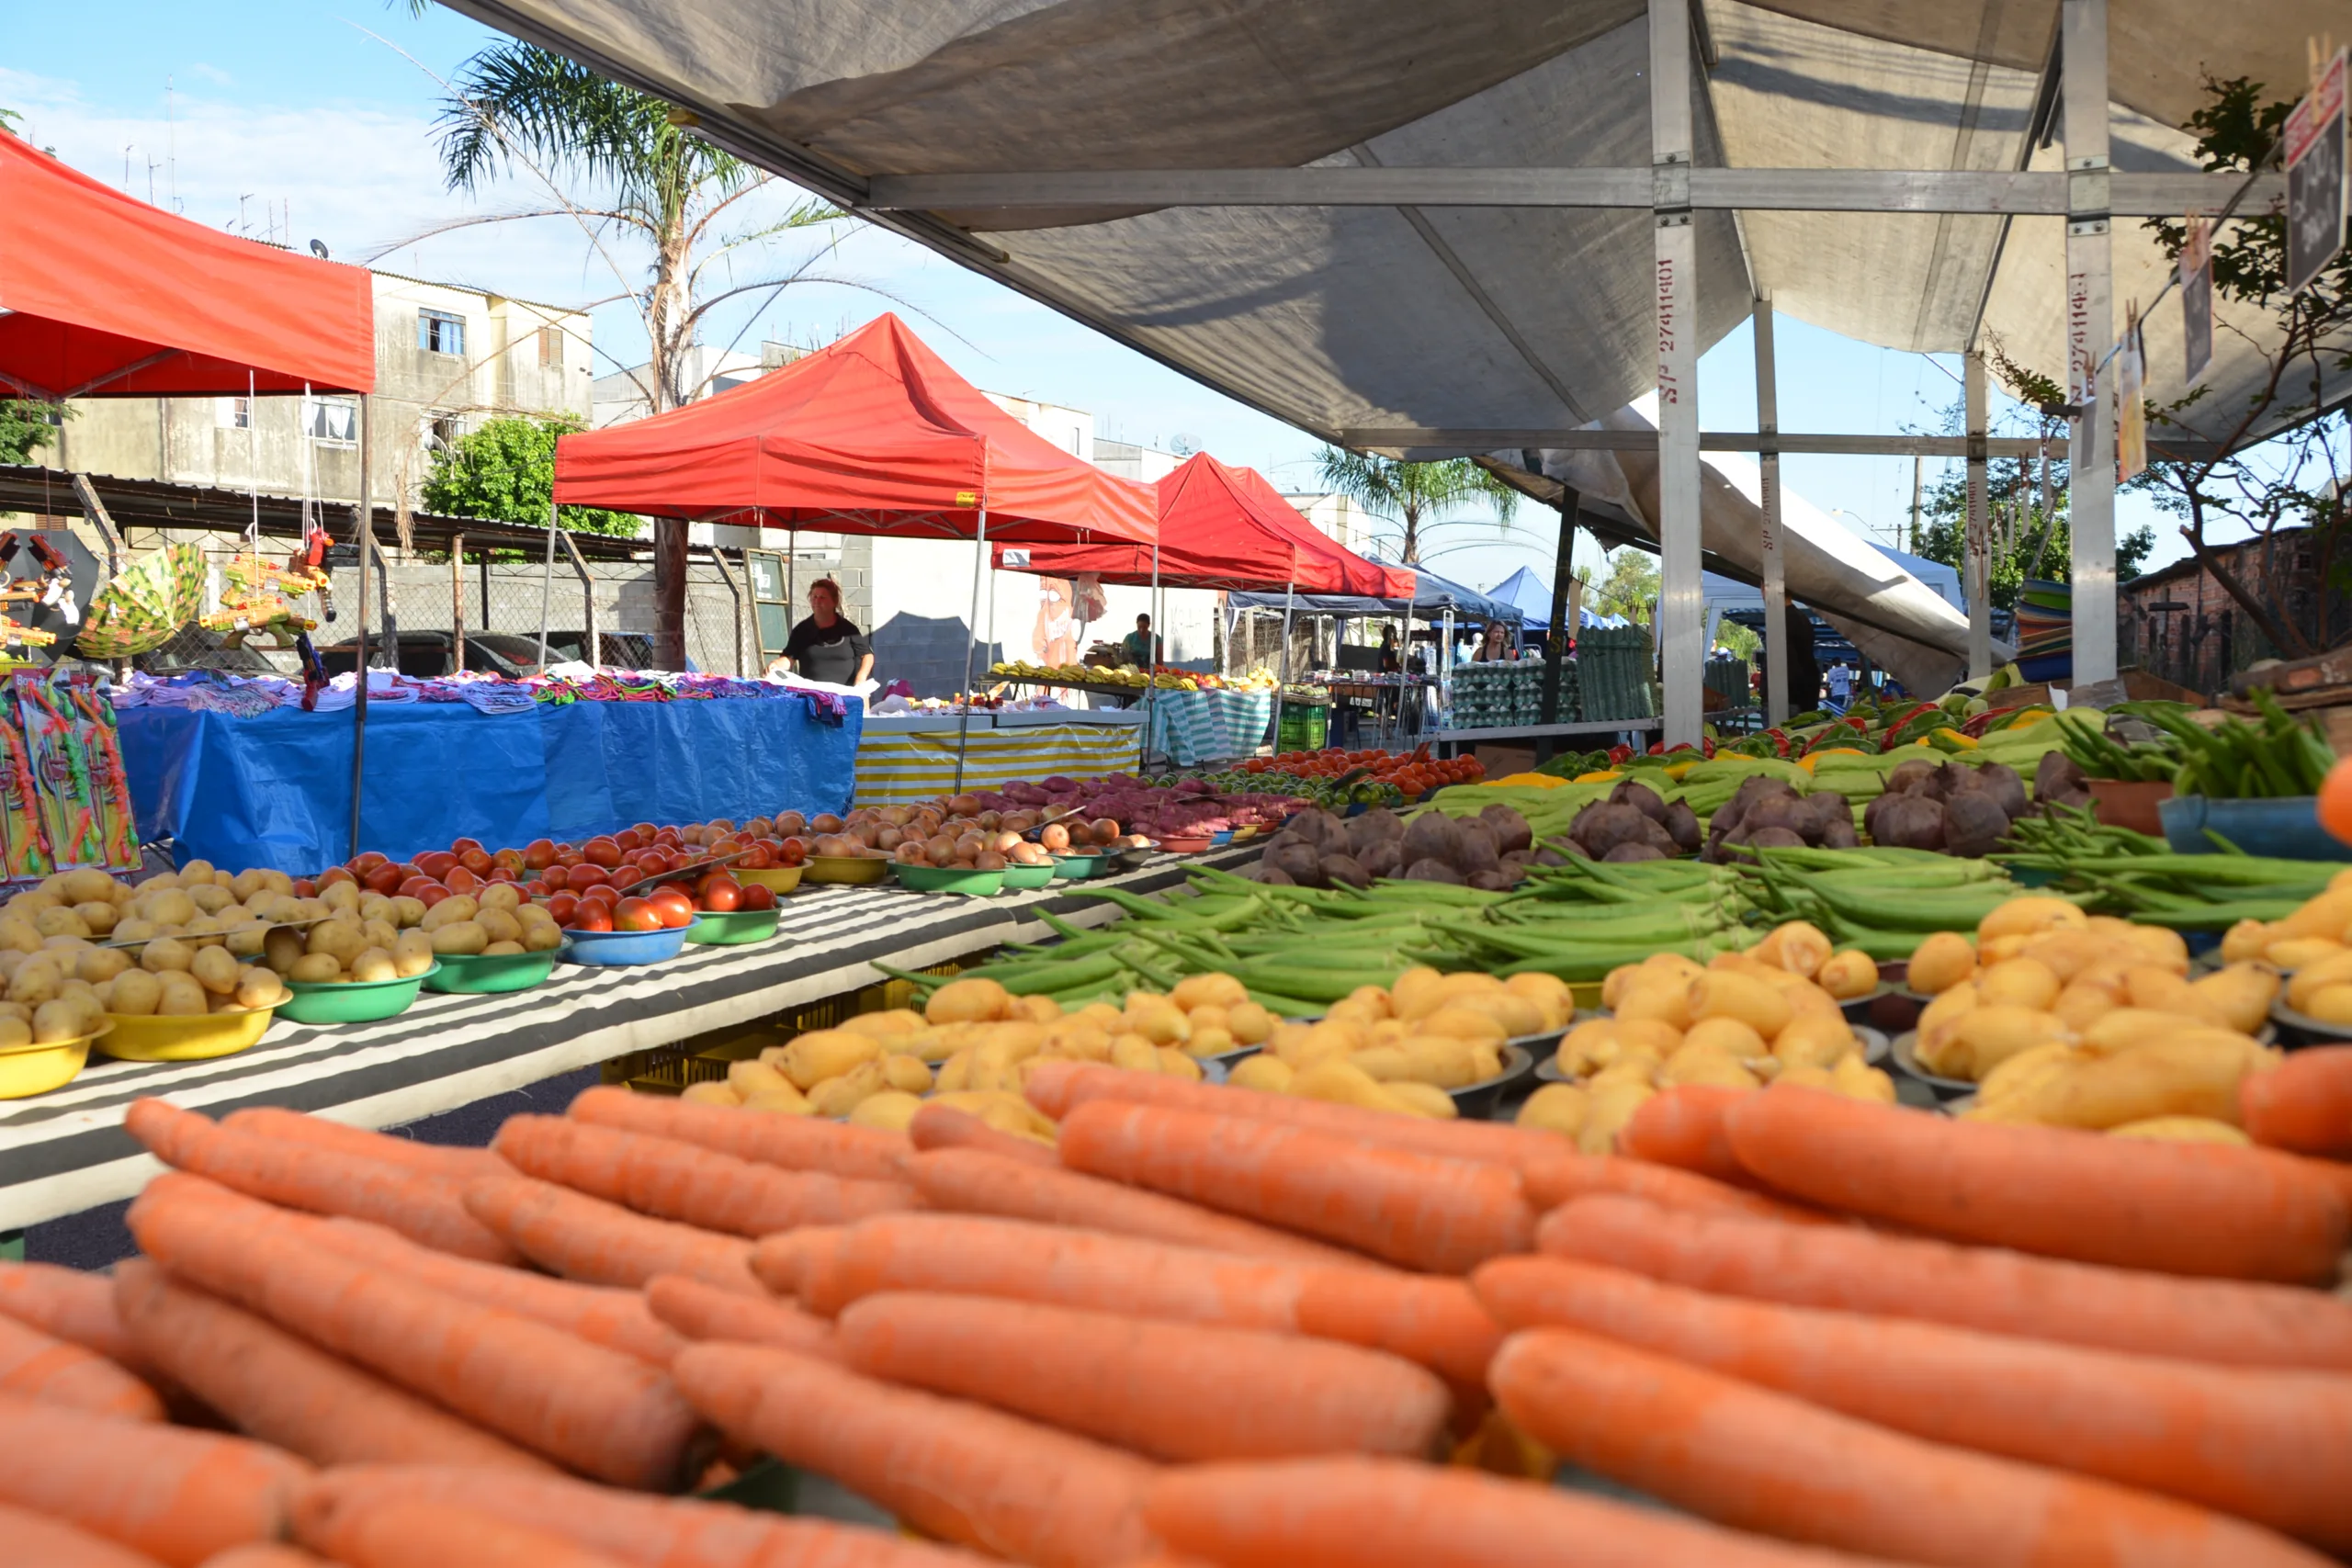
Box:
124, 1099, 517, 1264
673, 1342, 1159, 1568
1521, 1149, 1826, 1224
1026, 1059, 1564, 1168
1475, 1253, 2352, 1553
1616, 1084, 1757, 1182
0, 1259, 152, 1373
463, 1175, 761, 1294
288, 1463, 979, 1568
904, 1147, 1364, 1266
114, 1258, 554, 1475
493, 1114, 915, 1238
645, 1275, 839, 1360
747, 1224, 846, 1300
1545, 1191, 2352, 1371
909, 1102, 1059, 1168
837, 1290, 1450, 1461
127, 1175, 707, 1490
220, 1107, 510, 1183
1291, 1271, 1503, 1393
0, 1501, 174, 1568
198, 1548, 326, 1568
568, 1085, 909, 1181
0, 1394, 310, 1567
1723, 1083, 2349, 1282
1140, 1456, 1899, 1567
0, 1305, 164, 1422
298, 1496, 631, 1568
765, 1213, 1311, 1329
2243, 1046, 2352, 1157
1487, 1325, 2332, 1568
1058, 1100, 1535, 1273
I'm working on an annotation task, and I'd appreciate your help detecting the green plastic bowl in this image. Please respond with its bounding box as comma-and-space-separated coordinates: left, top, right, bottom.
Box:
685, 908, 784, 944
893, 863, 1006, 896
999, 862, 1057, 890
1050, 852, 1114, 880
278, 963, 438, 1024
424, 949, 560, 994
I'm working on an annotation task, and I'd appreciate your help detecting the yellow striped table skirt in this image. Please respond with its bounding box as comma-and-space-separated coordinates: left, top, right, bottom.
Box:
854, 722, 1146, 805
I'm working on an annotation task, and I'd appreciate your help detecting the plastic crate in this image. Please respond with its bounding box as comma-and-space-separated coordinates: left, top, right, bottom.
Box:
601, 960, 965, 1094
1277, 705, 1328, 751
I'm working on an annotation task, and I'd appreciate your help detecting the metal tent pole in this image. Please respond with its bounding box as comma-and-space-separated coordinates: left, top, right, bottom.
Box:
536, 498, 556, 672
1269, 547, 1298, 756
1754, 295, 1791, 726
1964, 349, 1994, 679
349, 395, 370, 861
1138, 539, 1159, 772
1541, 488, 1578, 728
2064, 0, 2117, 686
953, 506, 988, 795
1650, 0, 1703, 748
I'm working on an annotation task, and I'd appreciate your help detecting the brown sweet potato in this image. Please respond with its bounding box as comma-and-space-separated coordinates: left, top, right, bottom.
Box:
1319, 852, 1373, 889
1478, 805, 1532, 856
1453, 820, 1501, 876
1405, 857, 1466, 884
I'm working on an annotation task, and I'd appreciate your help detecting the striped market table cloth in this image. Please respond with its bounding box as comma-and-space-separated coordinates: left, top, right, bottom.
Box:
854, 719, 1146, 804
1146, 689, 1273, 766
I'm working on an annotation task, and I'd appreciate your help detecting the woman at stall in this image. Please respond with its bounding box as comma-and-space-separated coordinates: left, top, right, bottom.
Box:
768, 578, 874, 687
1476, 621, 1512, 662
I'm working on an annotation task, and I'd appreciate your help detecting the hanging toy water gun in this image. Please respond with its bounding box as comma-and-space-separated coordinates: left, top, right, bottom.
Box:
25, 535, 75, 626
300, 525, 336, 623
295, 629, 328, 712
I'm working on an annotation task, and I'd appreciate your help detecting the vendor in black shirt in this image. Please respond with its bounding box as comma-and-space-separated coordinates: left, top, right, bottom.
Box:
768, 577, 874, 687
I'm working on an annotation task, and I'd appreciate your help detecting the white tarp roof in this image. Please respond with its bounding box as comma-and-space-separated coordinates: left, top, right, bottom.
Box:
437, 0, 2341, 669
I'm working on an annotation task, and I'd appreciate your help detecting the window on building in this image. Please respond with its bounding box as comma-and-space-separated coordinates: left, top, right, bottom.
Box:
537, 324, 562, 367
217, 397, 251, 430
427, 413, 459, 452
307, 397, 358, 445
418, 309, 466, 355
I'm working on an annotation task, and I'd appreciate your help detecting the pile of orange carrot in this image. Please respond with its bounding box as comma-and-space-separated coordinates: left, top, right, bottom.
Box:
0, 1045, 2344, 1568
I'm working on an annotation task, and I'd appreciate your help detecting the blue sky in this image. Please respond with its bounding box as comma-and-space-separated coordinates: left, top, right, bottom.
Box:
6, 0, 2183, 592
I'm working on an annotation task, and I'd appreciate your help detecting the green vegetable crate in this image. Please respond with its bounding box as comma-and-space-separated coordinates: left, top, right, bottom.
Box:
1276, 704, 1327, 752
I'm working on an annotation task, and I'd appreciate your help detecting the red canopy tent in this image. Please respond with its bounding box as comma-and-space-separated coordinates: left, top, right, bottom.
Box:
0, 131, 374, 400
992, 451, 1409, 595
551, 312, 1154, 544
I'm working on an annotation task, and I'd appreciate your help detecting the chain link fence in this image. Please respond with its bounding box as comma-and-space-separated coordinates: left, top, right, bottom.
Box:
132, 535, 763, 678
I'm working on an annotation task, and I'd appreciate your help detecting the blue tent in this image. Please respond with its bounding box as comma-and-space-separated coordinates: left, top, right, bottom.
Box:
1487, 566, 1633, 631
1227, 567, 1521, 626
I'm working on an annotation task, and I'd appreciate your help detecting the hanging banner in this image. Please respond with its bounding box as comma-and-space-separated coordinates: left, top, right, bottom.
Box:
2179, 213, 2213, 383
2286, 47, 2346, 298
2116, 306, 2147, 481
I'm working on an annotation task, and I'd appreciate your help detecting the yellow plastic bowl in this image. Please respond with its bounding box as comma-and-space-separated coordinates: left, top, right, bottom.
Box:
803, 855, 889, 886
99, 1007, 276, 1063
0, 1022, 111, 1099
737, 865, 805, 894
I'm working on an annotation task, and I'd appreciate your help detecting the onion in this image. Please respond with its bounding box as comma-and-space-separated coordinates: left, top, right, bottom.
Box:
1090, 818, 1120, 845
894, 841, 927, 864
976, 850, 1008, 872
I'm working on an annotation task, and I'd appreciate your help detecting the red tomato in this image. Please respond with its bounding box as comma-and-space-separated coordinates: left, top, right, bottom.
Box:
416, 884, 454, 908
738, 883, 777, 910
523, 879, 551, 898
362, 862, 404, 896
570, 900, 614, 933
443, 865, 483, 895
582, 884, 623, 908
631, 848, 668, 874
451, 837, 485, 857
397, 875, 440, 900
654, 829, 684, 850
630, 822, 658, 840
707, 835, 742, 858
318, 865, 357, 890
544, 891, 580, 926
523, 839, 557, 871
616, 827, 647, 852
351, 851, 390, 874
556, 850, 584, 869
739, 841, 775, 869
698, 876, 743, 913
648, 886, 696, 929
566, 864, 608, 891
777, 837, 808, 867
582, 836, 623, 868
414, 851, 458, 881
540, 864, 571, 891
491, 848, 526, 873
458, 848, 494, 876
291, 877, 316, 897
487, 866, 520, 884
612, 897, 664, 932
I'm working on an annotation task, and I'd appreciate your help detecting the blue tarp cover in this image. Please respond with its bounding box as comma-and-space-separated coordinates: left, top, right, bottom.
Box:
1227, 565, 1520, 625
123, 696, 862, 873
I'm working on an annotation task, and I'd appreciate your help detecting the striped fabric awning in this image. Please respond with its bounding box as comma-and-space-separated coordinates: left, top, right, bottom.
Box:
855, 721, 1146, 805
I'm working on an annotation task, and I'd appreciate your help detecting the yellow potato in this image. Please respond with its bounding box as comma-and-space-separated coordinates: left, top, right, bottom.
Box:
841, 1009, 926, 1040
482, 941, 526, 956
1660, 1043, 1760, 1091
1228, 1054, 1295, 1093
2193, 962, 2280, 1033
1039, 1022, 1112, 1063
1348, 1044, 1414, 1081
520, 925, 563, 953
1614, 978, 1692, 1031
1978, 897, 2088, 941
155, 972, 210, 1015
1685, 969, 1792, 1041
305, 921, 364, 964
926, 977, 1011, 1025
419, 896, 480, 932
930, 1089, 1058, 1145
1578, 1078, 1657, 1155
880, 1054, 933, 1093
1385, 1081, 1458, 1119
1680, 1015, 1767, 1061
2108, 1115, 2252, 1145
233, 967, 286, 1010
30, 998, 89, 1043
769, 1028, 883, 1090
478, 883, 523, 912
1972, 1041, 2079, 1111
1906, 931, 1977, 995
389, 897, 428, 929
391, 930, 437, 978
75, 946, 130, 985
288, 953, 343, 984
1124, 999, 1191, 1046
346, 947, 398, 984
189, 944, 242, 996
187, 884, 235, 916
1503, 971, 1575, 1029
1011, 995, 1062, 1025
1170, 972, 1249, 1011
1921, 1003, 2066, 1079
729, 1059, 797, 1100
2120, 965, 2230, 1027
1812, 949, 1879, 1000
1224, 1001, 1275, 1045
6, 956, 62, 1005
475, 908, 525, 946
0, 1015, 28, 1047
428, 921, 490, 956
1155, 1047, 1203, 1081
2219, 919, 2273, 964
682, 1080, 743, 1108
807, 1062, 888, 1117
0, 918, 45, 955
2301, 984, 2352, 1025
1405, 1036, 1489, 1089
1326, 995, 1384, 1028
1289, 1058, 1427, 1117
105, 968, 163, 1016
140, 889, 198, 927
1828, 1054, 1897, 1103
319, 882, 360, 913
1074, 1001, 1125, 1032
140, 937, 196, 975
2277, 886, 2352, 940
1993, 1033, 2269, 1130
1185, 1025, 1236, 1058
1977, 957, 2062, 1012
2264, 936, 2346, 971
513, 901, 559, 931
1752, 919, 1833, 976
849, 1091, 923, 1133
73, 902, 119, 937
262, 926, 309, 976
745, 1088, 819, 1116
1772, 1012, 1859, 1070
59, 869, 118, 905
1109, 1033, 1162, 1074
179, 859, 219, 885
1418, 1006, 1509, 1045
1516, 1082, 1589, 1139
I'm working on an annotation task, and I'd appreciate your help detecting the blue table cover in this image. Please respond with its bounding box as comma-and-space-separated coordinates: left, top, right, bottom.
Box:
122, 697, 862, 874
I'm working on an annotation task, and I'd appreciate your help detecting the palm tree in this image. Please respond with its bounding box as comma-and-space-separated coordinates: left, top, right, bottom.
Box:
1311, 450, 1519, 564
424, 41, 845, 668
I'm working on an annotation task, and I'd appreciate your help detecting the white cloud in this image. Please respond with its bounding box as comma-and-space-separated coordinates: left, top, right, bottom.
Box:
185, 63, 233, 88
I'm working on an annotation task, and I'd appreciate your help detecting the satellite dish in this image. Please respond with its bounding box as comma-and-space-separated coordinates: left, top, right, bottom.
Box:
1170, 434, 1201, 457
309, 239, 330, 259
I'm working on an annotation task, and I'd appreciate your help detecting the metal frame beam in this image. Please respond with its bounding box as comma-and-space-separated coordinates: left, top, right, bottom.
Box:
1754, 296, 1789, 726
1342, 429, 2075, 457
1965, 350, 1993, 678
2064, 0, 2118, 686
864, 168, 2279, 217
1652, 0, 1703, 750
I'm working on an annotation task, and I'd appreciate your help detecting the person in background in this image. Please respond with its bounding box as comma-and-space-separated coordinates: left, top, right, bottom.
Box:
770, 577, 873, 687
1825, 659, 1856, 711
1476, 621, 1511, 662
1121, 613, 1161, 668
1377, 625, 1402, 675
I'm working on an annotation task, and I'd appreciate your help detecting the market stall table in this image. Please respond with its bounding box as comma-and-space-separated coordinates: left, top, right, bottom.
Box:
1145, 686, 1277, 766
1429, 717, 1663, 761
0, 844, 1254, 1233
854, 711, 1143, 803
121, 689, 861, 872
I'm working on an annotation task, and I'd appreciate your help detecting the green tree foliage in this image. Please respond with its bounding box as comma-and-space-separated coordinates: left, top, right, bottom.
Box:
1590, 548, 1660, 623
1311, 450, 1518, 564
420, 416, 638, 536
1911, 451, 2154, 612
0, 402, 62, 466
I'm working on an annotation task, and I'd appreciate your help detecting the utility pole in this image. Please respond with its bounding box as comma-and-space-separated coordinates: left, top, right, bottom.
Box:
1907, 455, 1923, 554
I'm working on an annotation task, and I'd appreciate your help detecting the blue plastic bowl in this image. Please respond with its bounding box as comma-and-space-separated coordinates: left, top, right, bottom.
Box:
2158, 795, 2350, 863
560, 923, 695, 965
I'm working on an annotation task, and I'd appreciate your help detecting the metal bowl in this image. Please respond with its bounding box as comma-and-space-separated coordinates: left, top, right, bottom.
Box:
1452, 1043, 1536, 1121
1887, 1029, 1978, 1099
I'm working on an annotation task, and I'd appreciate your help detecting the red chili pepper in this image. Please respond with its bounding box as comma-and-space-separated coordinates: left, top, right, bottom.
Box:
1609, 744, 1633, 763
1647, 742, 1666, 756
1702, 735, 1717, 759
